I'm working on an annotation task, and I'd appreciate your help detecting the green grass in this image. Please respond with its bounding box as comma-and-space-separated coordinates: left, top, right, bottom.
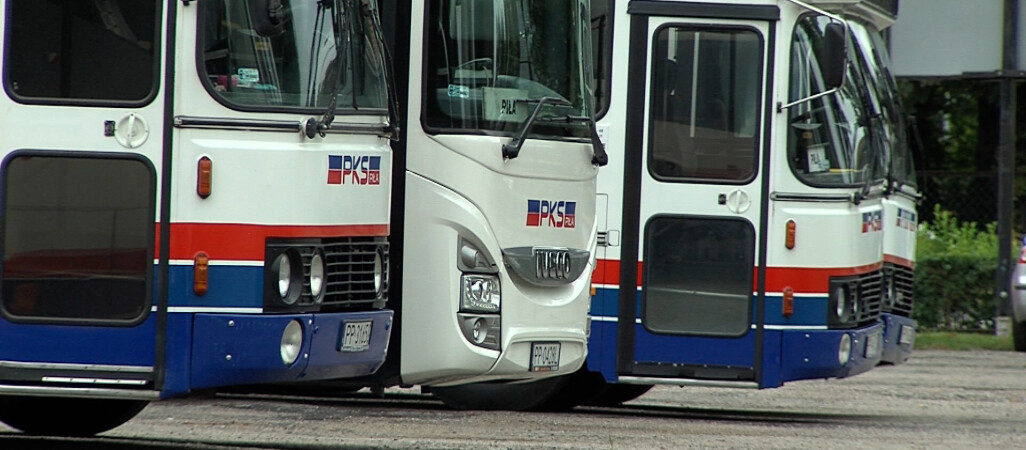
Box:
913, 331, 1015, 351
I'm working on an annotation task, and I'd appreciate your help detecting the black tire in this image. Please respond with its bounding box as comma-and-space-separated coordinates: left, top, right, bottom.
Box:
530, 368, 610, 411
0, 396, 148, 436
431, 375, 573, 411
585, 383, 653, 407
1013, 319, 1026, 352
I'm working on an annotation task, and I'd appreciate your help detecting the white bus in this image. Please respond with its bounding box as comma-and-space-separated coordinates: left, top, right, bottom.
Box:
511, 0, 911, 409
347, 0, 604, 409
0, 0, 394, 435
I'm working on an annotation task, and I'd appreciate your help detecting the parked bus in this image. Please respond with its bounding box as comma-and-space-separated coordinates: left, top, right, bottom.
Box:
513, 0, 906, 409
846, 15, 918, 365
0, 0, 395, 435
269, 0, 604, 410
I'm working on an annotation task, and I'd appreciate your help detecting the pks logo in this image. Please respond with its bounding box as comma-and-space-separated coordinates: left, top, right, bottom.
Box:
328, 155, 380, 185
862, 211, 882, 233
527, 200, 576, 228
896, 208, 917, 231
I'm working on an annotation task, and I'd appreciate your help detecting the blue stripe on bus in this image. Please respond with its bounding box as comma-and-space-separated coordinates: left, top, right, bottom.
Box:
590, 286, 829, 326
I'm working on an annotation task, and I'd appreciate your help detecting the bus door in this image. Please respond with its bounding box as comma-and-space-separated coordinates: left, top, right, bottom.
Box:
616, 3, 775, 387
0, 0, 166, 395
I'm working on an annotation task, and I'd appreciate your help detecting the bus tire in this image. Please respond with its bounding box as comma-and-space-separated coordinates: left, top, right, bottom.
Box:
431, 376, 571, 411
1013, 319, 1026, 352
530, 368, 610, 411
585, 384, 653, 407
0, 396, 148, 436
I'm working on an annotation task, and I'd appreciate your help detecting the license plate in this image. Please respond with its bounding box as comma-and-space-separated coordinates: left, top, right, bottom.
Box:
339, 321, 372, 352
899, 324, 916, 346
530, 342, 560, 372
865, 331, 882, 358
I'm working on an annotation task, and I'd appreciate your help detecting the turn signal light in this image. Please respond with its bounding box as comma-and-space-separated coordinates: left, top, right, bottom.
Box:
197, 157, 212, 198
782, 286, 794, 317
194, 252, 209, 295
785, 219, 796, 250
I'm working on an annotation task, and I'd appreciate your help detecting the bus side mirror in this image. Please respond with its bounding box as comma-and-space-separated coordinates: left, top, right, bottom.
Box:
819, 22, 846, 90
249, 0, 285, 38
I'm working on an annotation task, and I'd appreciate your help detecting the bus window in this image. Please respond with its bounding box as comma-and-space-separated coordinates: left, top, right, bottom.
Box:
787, 15, 874, 188
4, 0, 159, 103
1, 155, 154, 323
422, 0, 593, 139
647, 26, 761, 182
642, 216, 754, 336
199, 0, 388, 111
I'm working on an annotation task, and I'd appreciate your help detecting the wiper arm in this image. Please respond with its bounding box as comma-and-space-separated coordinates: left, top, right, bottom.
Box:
537, 115, 609, 167
305, 0, 344, 139
502, 97, 608, 166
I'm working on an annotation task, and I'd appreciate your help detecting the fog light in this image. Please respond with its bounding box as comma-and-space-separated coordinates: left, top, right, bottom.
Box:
281, 319, 303, 366
458, 313, 500, 350
471, 318, 486, 344
310, 251, 326, 302
838, 333, 852, 365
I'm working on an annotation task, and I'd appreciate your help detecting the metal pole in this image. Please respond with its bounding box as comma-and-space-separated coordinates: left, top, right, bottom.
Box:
995, 0, 1018, 327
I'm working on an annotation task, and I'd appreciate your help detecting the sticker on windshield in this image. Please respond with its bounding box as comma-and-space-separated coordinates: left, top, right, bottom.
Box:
806, 144, 831, 173
483, 87, 529, 123
236, 68, 259, 87
448, 84, 470, 99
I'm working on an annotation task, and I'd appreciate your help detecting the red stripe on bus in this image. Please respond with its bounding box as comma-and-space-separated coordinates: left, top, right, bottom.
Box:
592, 258, 883, 293
156, 223, 389, 260
883, 253, 915, 269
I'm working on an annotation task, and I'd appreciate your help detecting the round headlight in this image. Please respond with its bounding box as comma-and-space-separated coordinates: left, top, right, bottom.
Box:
373, 251, 384, 296
471, 318, 487, 344
280, 319, 303, 366
276, 253, 293, 301
850, 289, 861, 318
835, 286, 848, 319
838, 333, 852, 366
310, 251, 326, 301
887, 277, 898, 307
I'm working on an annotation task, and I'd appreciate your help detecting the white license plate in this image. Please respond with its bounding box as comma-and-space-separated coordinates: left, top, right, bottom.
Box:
530, 342, 560, 372
340, 321, 372, 352
899, 324, 916, 346
865, 331, 882, 358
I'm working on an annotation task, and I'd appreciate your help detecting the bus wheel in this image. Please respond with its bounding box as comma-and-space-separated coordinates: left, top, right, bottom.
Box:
585, 384, 653, 407
0, 396, 149, 436
431, 375, 571, 411
1013, 319, 1026, 352
529, 368, 609, 411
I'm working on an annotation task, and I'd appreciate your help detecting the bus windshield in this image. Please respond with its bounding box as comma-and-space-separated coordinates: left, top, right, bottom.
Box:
200, 0, 388, 112
849, 21, 917, 189
787, 14, 875, 188
422, 0, 594, 139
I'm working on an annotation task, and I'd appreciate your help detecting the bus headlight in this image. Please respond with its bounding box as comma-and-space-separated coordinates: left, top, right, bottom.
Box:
309, 251, 326, 302
829, 280, 859, 326
281, 319, 304, 366
838, 333, 852, 366
273, 251, 302, 305
460, 274, 501, 313
373, 250, 385, 298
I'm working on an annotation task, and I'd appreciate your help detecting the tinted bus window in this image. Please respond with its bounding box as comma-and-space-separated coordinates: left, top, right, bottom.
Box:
4, 0, 159, 103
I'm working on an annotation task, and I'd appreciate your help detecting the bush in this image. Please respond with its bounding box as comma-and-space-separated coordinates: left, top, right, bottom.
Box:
914, 205, 999, 330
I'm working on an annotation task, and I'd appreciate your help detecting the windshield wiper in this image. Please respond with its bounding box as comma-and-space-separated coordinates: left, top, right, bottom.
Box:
305, 0, 345, 139
502, 97, 608, 166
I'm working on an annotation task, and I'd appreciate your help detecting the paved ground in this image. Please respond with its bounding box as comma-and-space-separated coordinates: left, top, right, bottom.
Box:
1, 350, 1025, 449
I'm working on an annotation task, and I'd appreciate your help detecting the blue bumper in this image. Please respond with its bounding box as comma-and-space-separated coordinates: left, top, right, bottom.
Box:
779, 321, 884, 383
879, 313, 916, 365
188, 310, 392, 393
